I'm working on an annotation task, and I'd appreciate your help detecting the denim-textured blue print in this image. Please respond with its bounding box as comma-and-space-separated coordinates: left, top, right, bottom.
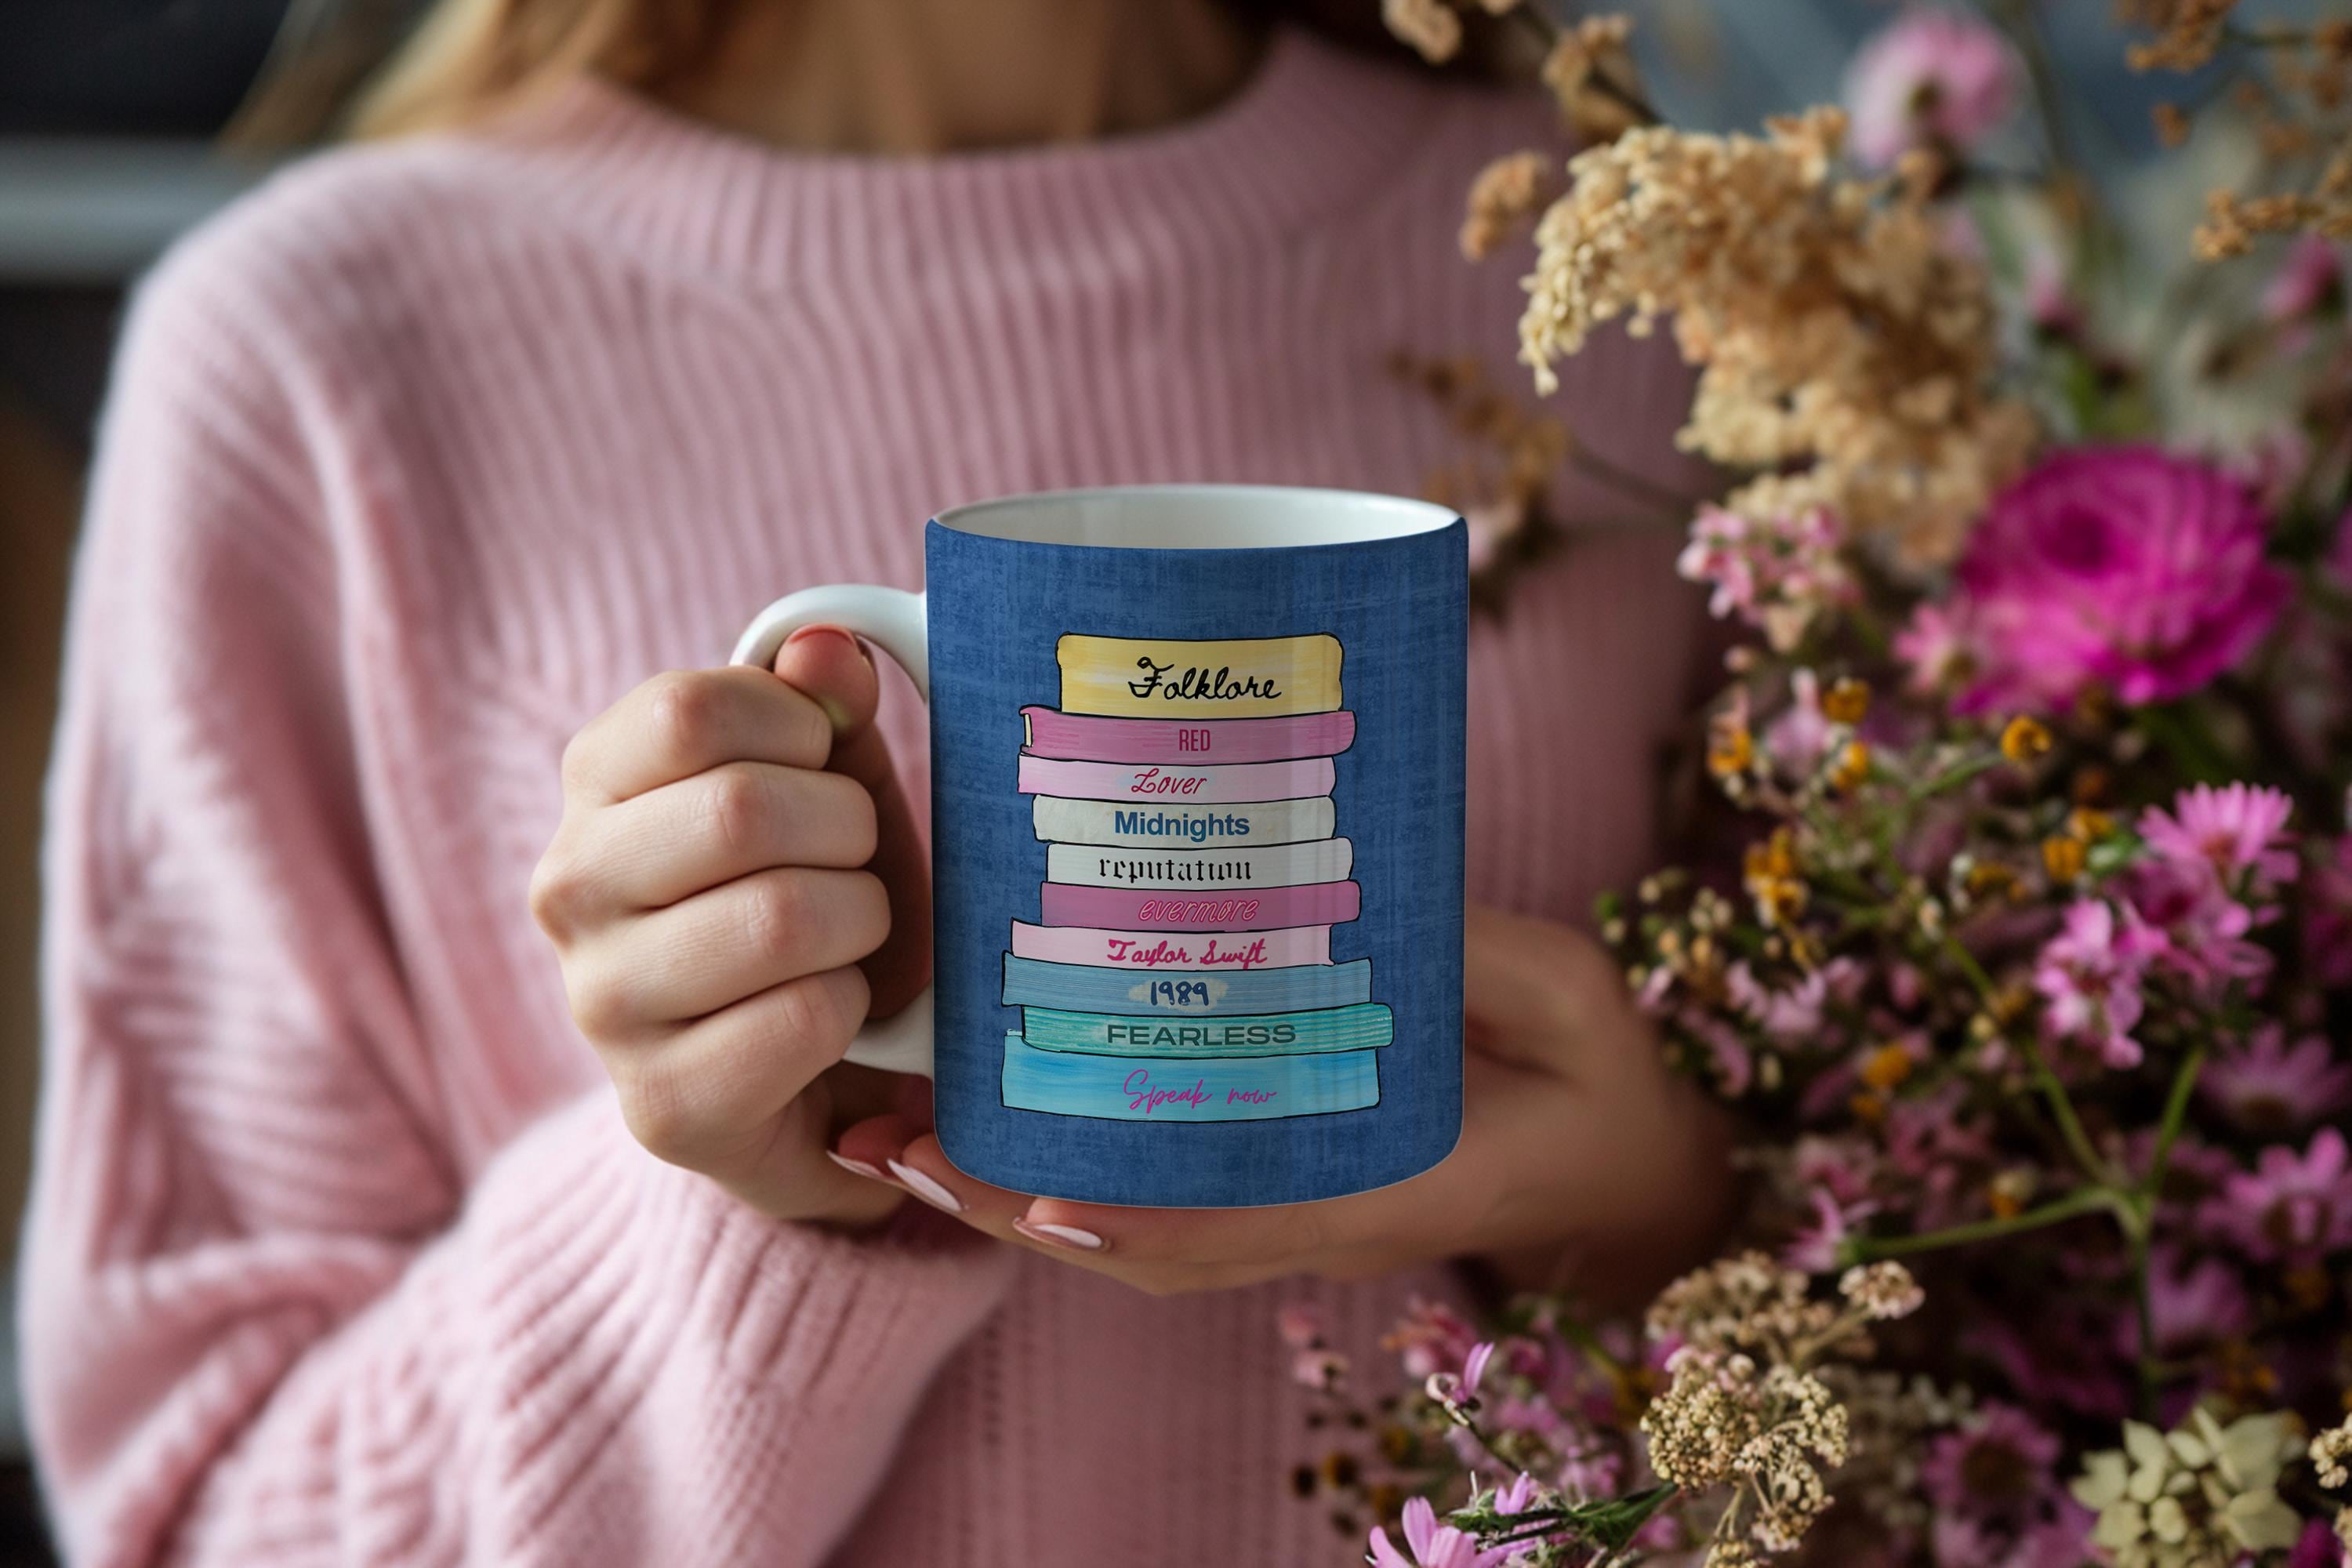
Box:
924, 517, 1466, 1207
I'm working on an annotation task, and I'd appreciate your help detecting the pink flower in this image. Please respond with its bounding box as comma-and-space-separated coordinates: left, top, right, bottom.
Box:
2209, 1127, 2352, 1262
2200, 1026, 2352, 1134
1896, 601, 1974, 695
2143, 1249, 2252, 1356
1276, 1303, 1330, 1349
1942, 447, 2288, 714
1726, 961, 1832, 1043
1462, 1341, 1494, 1399
2262, 234, 2345, 323
1786, 1187, 1879, 1274
1844, 8, 2020, 166
1676, 505, 1855, 651
2033, 899, 2161, 1069
1367, 1497, 1504, 1568
1922, 1403, 2063, 1526
2118, 858, 2271, 996
1386, 1298, 1480, 1382
1766, 669, 1837, 775
2139, 782, 2297, 891
1492, 1473, 1541, 1516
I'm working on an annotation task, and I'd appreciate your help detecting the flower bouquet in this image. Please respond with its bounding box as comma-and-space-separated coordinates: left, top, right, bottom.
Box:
1286, 4, 2352, 1564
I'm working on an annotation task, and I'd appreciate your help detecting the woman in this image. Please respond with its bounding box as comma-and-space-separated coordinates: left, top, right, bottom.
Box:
24, 0, 1730, 1562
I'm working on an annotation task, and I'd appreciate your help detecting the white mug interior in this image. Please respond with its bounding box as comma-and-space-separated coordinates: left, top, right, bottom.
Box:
934, 484, 1460, 550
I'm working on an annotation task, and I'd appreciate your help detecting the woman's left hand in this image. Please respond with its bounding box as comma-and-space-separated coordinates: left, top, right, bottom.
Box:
832, 904, 1735, 1302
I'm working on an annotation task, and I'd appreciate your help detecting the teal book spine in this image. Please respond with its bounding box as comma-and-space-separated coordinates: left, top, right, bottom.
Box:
1000, 1033, 1381, 1121
1000, 955, 1374, 1015
1020, 1004, 1393, 1057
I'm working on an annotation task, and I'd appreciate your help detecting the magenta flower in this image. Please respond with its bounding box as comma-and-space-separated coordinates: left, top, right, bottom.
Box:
1844, 8, 2020, 166
2200, 1026, 2352, 1134
1367, 1497, 1504, 1568
2139, 782, 2298, 891
2287, 1515, 2347, 1568
2210, 1127, 2352, 1262
1676, 505, 1855, 651
1941, 447, 2288, 714
2033, 899, 2161, 1069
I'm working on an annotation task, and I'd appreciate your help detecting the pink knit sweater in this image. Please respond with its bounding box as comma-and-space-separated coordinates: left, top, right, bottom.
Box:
25, 32, 1703, 1566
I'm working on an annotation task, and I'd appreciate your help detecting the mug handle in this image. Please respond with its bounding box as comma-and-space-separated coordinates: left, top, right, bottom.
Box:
731, 586, 935, 1078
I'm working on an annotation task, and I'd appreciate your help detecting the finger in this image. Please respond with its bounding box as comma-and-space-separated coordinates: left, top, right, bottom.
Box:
609, 964, 870, 1175
574, 866, 889, 1031
772, 627, 931, 1018
565, 762, 880, 914
566, 666, 835, 804
1464, 903, 1632, 1073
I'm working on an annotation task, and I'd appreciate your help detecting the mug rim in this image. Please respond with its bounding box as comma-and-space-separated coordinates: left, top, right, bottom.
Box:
931, 483, 1462, 552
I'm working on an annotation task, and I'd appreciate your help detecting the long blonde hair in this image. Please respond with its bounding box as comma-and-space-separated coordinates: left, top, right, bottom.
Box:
231, 0, 1444, 147
233, 0, 742, 143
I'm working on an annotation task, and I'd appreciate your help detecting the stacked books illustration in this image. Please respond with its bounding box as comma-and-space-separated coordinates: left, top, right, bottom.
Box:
1001, 633, 1392, 1122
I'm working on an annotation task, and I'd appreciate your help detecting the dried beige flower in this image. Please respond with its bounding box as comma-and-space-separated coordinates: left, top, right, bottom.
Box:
1383, 0, 1462, 65
1838, 1261, 1926, 1321
2315, 1410, 2352, 1490
1644, 1347, 1852, 1562
1541, 15, 1649, 142
2122, 0, 2243, 73
1461, 151, 1560, 261
1515, 107, 2036, 565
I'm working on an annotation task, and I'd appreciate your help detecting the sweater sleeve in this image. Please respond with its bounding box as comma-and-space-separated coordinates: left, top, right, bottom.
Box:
22, 230, 1014, 1568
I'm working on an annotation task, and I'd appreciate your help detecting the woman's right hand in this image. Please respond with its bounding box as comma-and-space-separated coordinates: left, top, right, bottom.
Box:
529, 627, 932, 1227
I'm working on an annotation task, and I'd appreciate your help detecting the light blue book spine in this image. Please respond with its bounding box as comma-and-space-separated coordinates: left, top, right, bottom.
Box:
1000, 956, 1374, 1015
1020, 1004, 1393, 1057
1000, 1033, 1381, 1120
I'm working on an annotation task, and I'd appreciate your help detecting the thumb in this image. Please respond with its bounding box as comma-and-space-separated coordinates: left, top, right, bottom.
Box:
771, 626, 931, 1018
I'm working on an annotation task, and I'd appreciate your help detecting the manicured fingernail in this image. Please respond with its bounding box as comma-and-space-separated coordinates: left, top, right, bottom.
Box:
826, 1150, 887, 1181
886, 1158, 964, 1213
1013, 1216, 1106, 1252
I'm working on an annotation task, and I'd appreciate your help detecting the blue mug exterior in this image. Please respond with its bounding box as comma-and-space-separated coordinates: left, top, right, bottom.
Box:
924, 492, 1467, 1207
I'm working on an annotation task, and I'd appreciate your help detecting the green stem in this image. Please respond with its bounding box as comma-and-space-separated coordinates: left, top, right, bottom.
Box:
1908, 752, 2005, 803
1942, 925, 2113, 1185
2123, 1199, 2160, 1422
1842, 1185, 2116, 1262
2144, 1045, 2207, 1199
2024, 1037, 2115, 1185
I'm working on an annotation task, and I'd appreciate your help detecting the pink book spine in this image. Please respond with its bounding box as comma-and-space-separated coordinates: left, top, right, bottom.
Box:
1037, 880, 1361, 932
1015, 755, 1334, 804
1008, 922, 1333, 969
1020, 706, 1356, 764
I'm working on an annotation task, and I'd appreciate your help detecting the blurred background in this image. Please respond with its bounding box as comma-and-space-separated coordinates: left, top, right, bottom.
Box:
0, 2, 2303, 1561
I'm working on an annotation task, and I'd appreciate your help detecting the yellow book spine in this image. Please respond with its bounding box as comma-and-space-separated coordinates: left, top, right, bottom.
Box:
1055, 633, 1341, 718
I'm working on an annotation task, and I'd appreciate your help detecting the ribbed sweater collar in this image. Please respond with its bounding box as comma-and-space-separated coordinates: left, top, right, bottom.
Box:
483, 27, 1445, 289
